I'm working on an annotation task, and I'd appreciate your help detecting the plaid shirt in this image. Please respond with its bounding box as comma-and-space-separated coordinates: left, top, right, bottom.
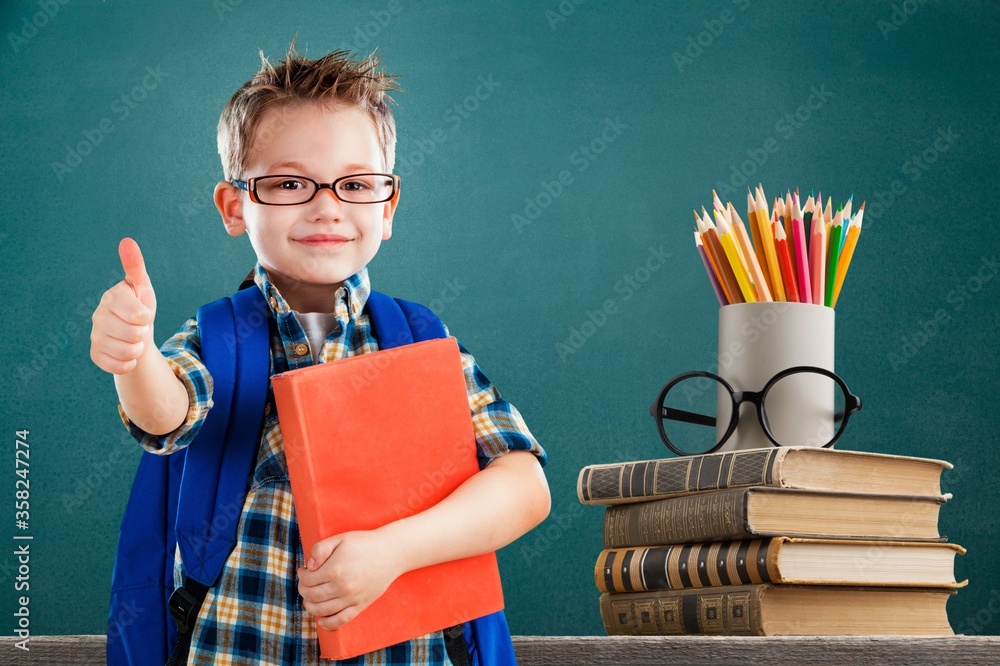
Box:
118, 263, 545, 665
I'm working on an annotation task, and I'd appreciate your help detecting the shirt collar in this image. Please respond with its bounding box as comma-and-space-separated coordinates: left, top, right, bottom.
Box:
251, 263, 371, 320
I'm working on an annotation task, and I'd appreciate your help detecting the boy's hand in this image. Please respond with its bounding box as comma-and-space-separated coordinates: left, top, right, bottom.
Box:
90, 238, 158, 375
297, 529, 404, 631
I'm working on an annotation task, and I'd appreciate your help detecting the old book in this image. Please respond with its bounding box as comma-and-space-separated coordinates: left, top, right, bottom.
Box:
271, 337, 504, 660
600, 585, 956, 636
595, 538, 967, 592
602, 487, 948, 548
578, 447, 950, 505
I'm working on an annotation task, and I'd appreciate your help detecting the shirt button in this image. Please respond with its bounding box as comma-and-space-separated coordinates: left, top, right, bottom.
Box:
294, 343, 309, 357
269, 296, 278, 309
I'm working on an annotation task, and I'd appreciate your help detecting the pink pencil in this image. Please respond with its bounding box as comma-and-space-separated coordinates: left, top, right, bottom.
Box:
792, 192, 811, 304
810, 213, 828, 306
792, 205, 812, 304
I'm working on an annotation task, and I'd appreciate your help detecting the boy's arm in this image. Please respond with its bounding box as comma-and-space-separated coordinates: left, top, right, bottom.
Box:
382, 449, 550, 566
91, 238, 189, 435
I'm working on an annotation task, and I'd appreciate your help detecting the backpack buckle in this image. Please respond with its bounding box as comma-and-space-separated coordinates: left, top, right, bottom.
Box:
168, 586, 200, 634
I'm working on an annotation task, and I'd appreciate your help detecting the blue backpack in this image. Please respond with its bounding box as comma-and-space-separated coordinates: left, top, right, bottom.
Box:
107, 283, 516, 665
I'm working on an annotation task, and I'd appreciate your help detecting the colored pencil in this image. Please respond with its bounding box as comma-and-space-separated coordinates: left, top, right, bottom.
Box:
693, 212, 729, 301
714, 210, 757, 302
826, 207, 844, 307
695, 231, 727, 306
832, 202, 864, 308
728, 202, 772, 302
773, 214, 800, 303
791, 193, 812, 305
696, 212, 742, 304
755, 187, 786, 301
810, 212, 827, 306
747, 190, 774, 296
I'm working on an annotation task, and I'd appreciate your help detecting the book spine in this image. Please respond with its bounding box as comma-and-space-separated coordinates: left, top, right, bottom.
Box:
595, 539, 779, 592
599, 586, 767, 635
602, 489, 751, 548
578, 448, 783, 505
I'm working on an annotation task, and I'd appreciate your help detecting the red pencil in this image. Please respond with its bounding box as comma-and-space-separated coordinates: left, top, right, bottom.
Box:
773, 212, 800, 303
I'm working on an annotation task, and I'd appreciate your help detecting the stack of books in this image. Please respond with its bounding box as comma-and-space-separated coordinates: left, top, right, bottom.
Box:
577, 447, 965, 636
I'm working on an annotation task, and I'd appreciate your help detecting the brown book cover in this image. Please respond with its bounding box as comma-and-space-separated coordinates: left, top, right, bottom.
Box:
578, 447, 951, 505
595, 538, 967, 592
600, 585, 956, 636
271, 337, 504, 660
602, 487, 948, 548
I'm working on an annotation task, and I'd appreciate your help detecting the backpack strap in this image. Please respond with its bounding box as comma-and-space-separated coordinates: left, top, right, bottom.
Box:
167, 285, 270, 665
366, 291, 447, 346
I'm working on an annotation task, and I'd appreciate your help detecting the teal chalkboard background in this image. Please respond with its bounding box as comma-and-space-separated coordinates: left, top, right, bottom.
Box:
2, 0, 998, 638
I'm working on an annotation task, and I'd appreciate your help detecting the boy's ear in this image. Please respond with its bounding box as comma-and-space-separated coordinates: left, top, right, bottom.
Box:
214, 181, 246, 237
381, 188, 400, 241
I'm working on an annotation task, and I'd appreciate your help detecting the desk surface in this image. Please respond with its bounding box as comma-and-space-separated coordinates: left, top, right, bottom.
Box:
4, 635, 1000, 665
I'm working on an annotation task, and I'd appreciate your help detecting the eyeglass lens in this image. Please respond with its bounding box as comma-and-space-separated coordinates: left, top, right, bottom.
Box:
659, 375, 734, 455
254, 175, 395, 204
761, 371, 845, 447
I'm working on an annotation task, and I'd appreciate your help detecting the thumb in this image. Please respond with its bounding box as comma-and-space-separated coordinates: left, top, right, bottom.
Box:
309, 535, 343, 571
118, 237, 154, 306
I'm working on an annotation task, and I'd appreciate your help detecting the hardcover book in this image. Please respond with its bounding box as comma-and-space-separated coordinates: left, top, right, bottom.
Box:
600, 585, 956, 636
578, 447, 951, 505
271, 337, 504, 660
595, 538, 966, 592
602, 487, 948, 548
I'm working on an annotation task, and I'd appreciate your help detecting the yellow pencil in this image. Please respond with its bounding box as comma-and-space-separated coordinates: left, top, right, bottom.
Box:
713, 210, 757, 302
704, 206, 746, 267
831, 202, 864, 308
728, 202, 772, 301
755, 186, 786, 301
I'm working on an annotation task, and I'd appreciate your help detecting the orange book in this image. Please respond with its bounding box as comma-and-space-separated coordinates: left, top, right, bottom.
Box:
271, 337, 504, 660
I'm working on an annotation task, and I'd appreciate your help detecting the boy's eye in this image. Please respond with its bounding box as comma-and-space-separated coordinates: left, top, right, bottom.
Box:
275, 178, 308, 190
338, 179, 372, 192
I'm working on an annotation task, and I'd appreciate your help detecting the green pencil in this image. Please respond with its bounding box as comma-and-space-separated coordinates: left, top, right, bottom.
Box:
826, 205, 844, 307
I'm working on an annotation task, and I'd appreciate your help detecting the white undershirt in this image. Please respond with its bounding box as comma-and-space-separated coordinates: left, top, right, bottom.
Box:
293, 311, 340, 363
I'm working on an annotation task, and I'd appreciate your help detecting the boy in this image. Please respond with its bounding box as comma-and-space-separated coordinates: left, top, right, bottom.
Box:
90, 44, 550, 664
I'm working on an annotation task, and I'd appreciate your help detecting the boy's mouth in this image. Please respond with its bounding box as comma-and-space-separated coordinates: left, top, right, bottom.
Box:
297, 234, 351, 247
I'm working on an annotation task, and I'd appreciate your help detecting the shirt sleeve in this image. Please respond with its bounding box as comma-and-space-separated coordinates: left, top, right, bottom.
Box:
117, 316, 214, 455
446, 327, 547, 470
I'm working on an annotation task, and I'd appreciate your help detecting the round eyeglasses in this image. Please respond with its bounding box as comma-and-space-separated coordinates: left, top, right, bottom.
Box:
648, 366, 862, 457
231, 173, 400, 205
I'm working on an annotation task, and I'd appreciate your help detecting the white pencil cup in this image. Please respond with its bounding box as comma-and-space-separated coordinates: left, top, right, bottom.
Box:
716, 302, 835, 451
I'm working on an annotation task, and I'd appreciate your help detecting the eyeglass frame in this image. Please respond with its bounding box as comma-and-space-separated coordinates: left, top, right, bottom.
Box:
648, 365, 863, 457
230, 173, 401, 206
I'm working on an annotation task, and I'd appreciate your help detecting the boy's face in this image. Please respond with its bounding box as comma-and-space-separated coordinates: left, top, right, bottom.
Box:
215, 102, 398, 312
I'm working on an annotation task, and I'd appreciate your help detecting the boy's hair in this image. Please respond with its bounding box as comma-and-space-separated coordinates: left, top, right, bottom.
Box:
217, 42, 399, 181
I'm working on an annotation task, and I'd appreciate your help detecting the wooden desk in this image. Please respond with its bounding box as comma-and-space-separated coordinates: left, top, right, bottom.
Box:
3, 635, 1000, 664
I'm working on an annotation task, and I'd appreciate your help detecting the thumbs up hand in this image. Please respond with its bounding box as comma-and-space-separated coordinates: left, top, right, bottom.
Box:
89, 238, 159, 375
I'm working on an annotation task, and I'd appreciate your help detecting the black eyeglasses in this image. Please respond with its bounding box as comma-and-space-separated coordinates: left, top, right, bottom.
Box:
649, 366, 862, 456
231, 173, 400, 205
